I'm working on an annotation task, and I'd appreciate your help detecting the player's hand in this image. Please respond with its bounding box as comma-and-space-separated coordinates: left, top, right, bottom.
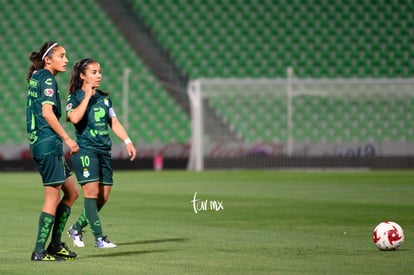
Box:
64, 137, 79, 154
83, 82, 94, 99
126, 143, 137, 161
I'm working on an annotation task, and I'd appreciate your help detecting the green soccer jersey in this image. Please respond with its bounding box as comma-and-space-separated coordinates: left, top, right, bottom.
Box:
26, 69, 63, 156
66, 89, 113, 152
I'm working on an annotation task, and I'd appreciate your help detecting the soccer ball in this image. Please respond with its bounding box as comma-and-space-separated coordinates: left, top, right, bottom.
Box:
372, 221, 404, 251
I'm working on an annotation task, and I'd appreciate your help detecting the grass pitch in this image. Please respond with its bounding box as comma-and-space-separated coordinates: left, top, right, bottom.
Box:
0, 170, 412, 274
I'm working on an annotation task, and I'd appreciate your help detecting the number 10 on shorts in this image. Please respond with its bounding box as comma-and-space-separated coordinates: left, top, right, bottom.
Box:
80, 155, 90, 167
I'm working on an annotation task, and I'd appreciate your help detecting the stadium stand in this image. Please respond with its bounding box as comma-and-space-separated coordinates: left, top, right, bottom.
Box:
0, 0, 413, 147
0, 0, 190, 145
129, 0, 413, 142
129, 0, 413, 79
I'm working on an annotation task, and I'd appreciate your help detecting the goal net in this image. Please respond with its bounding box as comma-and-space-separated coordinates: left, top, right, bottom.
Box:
187, 70, 414, 170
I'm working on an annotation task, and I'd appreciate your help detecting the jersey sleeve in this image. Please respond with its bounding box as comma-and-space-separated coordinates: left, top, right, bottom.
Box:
108, 97, 117, 118
39, 74, 58, 106
66, 90, 83, 114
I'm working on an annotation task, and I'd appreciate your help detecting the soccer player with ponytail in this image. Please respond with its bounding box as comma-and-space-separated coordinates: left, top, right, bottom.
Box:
26, 41, 80, 261
66, 58, 136, 248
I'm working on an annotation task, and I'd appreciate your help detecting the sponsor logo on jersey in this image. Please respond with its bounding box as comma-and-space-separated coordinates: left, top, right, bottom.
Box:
66, 103, 73, 111
27, 131, 38, 144
27, 89, 38, 98
29, 78, 38, 88
94, 107, 106, 122
44, 88, 54, 97
44, 78, 53, 85
104, 98, 109, 106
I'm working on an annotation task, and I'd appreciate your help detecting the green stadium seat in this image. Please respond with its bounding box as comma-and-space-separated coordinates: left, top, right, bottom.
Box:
0, 0, 191, 145
2, 0, 413, 145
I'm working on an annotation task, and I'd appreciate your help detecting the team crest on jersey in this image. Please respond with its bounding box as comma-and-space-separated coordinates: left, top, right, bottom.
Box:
83, 168, 90, 178
104, 98, 109, 107
44, 88, 54, 97
66, 103, 73, 111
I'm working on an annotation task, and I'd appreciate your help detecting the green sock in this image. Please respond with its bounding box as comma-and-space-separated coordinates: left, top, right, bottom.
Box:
73, 203, 104, 231
84, 198, 103, 240
34, 212, 55, 254
73, 208, 88, 231
51, 203, 71, 246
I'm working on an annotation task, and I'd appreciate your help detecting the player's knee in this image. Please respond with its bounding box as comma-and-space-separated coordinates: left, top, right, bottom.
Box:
73, 188, 81, 200
63, 187, 80, 204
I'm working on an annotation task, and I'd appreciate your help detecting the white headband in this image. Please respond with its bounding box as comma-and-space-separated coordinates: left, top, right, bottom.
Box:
41, 43, 59, 61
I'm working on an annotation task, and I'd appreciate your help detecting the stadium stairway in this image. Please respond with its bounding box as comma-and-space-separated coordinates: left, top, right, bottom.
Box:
97, 0, 190, 114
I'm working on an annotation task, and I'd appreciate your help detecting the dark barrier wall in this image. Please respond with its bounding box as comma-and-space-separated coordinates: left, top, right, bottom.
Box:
204, 157, 414, 170
0, 158, 188, 172
1, 157, 413, 171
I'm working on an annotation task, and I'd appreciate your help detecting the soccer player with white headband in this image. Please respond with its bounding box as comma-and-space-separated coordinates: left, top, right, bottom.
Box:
26, 41, 80, 261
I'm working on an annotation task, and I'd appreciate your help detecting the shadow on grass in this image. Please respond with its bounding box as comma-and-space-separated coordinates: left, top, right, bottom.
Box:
82, 249, 171, 258
80, 238, 190, 259
117, 237, 190, 246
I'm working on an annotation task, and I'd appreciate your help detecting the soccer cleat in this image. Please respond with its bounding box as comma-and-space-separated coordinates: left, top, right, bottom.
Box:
31, 250, 65, 261
95, 236, 117, 248
47, 242, 77, 260
68, 226, 85, 247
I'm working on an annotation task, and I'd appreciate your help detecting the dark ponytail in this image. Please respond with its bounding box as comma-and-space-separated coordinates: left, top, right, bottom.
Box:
25, 41, 59, 82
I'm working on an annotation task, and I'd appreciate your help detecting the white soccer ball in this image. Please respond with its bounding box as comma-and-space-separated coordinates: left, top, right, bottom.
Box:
372, 221, 404, 251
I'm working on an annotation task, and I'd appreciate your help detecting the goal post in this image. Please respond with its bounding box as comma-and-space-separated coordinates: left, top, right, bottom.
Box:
187, 73, 414, 170
187, 77, 289, 170
187, 79, 204, 171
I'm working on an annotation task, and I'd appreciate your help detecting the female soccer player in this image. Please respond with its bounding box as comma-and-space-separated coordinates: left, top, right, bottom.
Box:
66, 58, 136, 248
26, 41, 80, 261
